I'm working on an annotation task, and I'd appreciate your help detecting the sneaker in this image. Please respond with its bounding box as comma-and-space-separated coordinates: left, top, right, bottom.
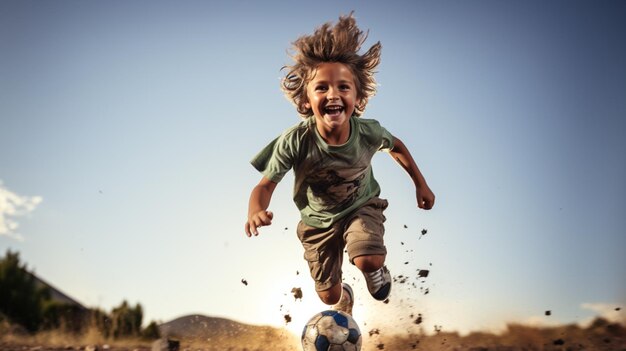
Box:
364, 265, 391, 301
332, 283, 354, 316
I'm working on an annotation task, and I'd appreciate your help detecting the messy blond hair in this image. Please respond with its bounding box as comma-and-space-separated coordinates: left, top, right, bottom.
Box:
281, 13, 382, 118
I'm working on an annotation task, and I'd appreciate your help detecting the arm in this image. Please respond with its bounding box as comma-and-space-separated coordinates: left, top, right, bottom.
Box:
245, 176, 278, 237
388, 137, 435, 210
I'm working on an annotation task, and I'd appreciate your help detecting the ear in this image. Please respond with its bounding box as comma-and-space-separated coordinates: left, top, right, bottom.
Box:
356, 97, 366, 111
304, 101, 311, 109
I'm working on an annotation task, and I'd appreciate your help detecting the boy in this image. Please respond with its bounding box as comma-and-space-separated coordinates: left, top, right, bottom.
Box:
244, 13, 435, 316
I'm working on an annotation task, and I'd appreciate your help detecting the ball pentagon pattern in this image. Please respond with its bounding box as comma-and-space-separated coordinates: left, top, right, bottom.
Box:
301, 310, 362, 351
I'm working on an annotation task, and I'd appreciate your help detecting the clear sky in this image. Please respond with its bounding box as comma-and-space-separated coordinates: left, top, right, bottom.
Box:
1, 0, 625, 336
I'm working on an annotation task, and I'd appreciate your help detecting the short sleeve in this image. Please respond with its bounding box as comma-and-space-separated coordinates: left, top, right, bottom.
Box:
379, 126, 395, 152
250, 131, 297, 183
356, 118, 395, 152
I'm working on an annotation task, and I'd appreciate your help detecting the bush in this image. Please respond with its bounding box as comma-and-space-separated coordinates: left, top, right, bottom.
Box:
42, 301, 87, 332
141, 321, 161, 340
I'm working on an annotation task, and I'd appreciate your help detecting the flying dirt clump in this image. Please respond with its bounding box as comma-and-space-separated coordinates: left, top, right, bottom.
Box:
369, 328, 380, 337
394, 275, 409, 284
291, 287, 303, 301
413, 313, 423, 325
419, 229, 427, 239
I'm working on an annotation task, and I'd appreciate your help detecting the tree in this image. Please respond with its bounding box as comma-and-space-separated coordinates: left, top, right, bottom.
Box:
111, 300, 143, 338
0, 250, 50, 331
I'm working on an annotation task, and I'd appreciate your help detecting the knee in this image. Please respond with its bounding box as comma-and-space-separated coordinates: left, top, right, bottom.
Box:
318, 293, 340, 305
353, 255, 384, 273
317, 284, 342, 305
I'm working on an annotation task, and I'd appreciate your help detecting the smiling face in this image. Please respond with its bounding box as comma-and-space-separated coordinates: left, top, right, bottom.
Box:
304, 62, 359, 142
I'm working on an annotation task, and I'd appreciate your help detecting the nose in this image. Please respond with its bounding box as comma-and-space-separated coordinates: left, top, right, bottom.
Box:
327, 87, 339, 101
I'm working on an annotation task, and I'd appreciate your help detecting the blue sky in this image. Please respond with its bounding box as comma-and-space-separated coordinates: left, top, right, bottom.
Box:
1, 0, 625, 336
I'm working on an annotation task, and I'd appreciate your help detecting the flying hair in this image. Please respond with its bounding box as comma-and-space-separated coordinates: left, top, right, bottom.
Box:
281, 12, 382, 118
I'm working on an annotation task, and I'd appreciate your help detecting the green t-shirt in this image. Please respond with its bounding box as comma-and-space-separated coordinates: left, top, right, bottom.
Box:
251, 116, 395, 228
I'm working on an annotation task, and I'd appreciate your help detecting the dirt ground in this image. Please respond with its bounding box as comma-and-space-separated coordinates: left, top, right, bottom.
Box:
0, 343, 151, 351
2, 318, 625, 351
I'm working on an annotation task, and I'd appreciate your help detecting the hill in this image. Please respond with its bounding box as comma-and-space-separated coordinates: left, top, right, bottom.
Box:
159, 314, 299, 350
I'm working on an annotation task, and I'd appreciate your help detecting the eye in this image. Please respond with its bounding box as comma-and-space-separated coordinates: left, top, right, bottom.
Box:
314, 85, 328, 92
339, 84, 351, 91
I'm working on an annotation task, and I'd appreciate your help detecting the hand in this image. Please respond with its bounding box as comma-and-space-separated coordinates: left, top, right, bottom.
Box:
416, 185, 435, 210
245, 210, 274, 237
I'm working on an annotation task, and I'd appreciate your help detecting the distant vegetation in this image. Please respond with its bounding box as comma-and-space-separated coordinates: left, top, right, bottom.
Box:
0, 250, 48, 331
0, 250, 160, 340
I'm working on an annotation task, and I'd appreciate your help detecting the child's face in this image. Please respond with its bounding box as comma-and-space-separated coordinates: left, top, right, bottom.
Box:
305, 62, 358, 132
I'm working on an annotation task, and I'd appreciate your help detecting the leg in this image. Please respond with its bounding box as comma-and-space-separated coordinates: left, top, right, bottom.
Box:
319, 282, 354, 315
343, 198, 392, 301
296, 221, 345, 305
353, 254, 385, 273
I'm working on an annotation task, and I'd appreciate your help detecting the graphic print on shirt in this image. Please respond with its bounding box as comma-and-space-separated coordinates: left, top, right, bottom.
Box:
306, 168, 367, 212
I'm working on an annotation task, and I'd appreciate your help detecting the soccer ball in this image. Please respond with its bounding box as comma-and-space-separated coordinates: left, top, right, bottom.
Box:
301, 310, 362, 351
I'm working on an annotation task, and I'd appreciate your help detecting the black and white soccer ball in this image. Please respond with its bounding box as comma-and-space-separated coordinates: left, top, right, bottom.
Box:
301, 310, 362, 351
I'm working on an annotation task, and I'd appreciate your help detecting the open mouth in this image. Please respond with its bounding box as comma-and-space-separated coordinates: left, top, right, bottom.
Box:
324, 105, 344, 116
